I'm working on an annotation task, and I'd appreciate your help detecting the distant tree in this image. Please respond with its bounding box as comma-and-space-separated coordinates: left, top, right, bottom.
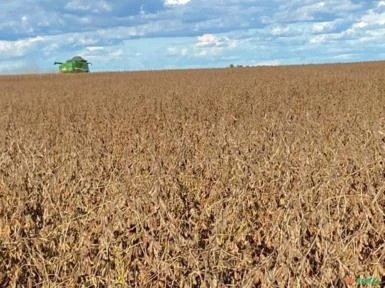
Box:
229, 64, 235, 68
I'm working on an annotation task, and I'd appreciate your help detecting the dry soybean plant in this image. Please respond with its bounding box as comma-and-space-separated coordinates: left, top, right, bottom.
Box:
0, 62, 385, 287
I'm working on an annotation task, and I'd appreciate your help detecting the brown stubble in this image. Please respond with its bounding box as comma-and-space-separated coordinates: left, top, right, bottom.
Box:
0, 63, 385, 287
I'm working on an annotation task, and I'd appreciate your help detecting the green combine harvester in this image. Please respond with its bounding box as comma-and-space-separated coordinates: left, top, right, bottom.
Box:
54, 56, 91, 73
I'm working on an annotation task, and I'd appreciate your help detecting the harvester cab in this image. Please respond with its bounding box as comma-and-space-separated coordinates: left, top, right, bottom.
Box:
54, 56, 91, 73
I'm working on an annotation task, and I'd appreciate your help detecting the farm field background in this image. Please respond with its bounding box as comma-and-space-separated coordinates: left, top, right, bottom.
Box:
0, 62, 385, 287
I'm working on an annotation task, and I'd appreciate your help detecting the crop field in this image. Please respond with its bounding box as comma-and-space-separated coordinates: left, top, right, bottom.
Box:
0, 62, 385, 287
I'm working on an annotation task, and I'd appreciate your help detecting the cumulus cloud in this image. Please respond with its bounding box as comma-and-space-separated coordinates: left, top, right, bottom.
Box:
196, 34, 235, 48
0, 36, 44, 59
273, 0, 363, 22
167, 47, 188, 56
196, 34, 222, 47
193, 33, 237, 58
164, 0, 191, 6
312, 22, 337, 33
66, 0, 112, 13
270, 26, 291, 36
307, 1, 385, 47
254, 60, 280, 66
355, 10, 385, 27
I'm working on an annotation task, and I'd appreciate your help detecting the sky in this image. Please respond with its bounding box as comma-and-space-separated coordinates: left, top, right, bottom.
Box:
1, 0, 385, 73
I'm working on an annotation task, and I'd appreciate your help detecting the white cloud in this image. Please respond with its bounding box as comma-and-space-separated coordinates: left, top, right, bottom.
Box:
357, 10, 385, 27
196, 33, 235, 48
338, 7, 385, 42
196, 34, 221, 47
194, 48, 221, 57
254, 60, 280, 66
312, 22, 336, 33
86, 46, 105, 52
164, 0, 191, 6
309, 33, 334, 44
66, 0, 111, 13
0, 60, 32, 74
167, 47, 178, 55
0, 36, 43, 57
333, 53, 355, 60
194, 33, 236, 58
274, 0, 362, 23
167, 47, 188, 56
270, 26, 290, 36
180, 48, 188, 56
268, 23, 315, 37
81, 46, 123, 63
353, 21, 369, 29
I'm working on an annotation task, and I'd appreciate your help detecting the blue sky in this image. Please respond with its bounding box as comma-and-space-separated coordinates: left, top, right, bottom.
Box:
1, 0, 385, 73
